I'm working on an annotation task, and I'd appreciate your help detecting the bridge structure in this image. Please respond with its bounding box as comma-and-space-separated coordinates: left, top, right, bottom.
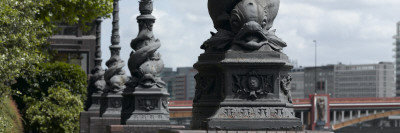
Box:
168, 94, 400, 132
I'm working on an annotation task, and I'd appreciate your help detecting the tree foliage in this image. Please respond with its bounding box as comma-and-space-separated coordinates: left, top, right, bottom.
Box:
25, 86, 83, 132
0, 0, 113, 97
36, 0, 113, 30
0, 0, 113, 131
0, 0, 51, 97
12, 62, 87, 132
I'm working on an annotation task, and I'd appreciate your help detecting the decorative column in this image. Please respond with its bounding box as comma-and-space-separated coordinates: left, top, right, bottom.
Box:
86, 18, 106, 112
122, 0, 170, 125
100, 0, 128, 117
333, 111, 337, 124
341, 111, 344, 121
350, 111, 353, 119
191, 0, 301, 130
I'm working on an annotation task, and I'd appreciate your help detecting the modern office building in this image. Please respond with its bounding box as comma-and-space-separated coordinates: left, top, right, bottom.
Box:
289, 67, 305, 99
160, 67, 198, 100
292, 62, 395, 98
303, 65, 335, 98
335, 62, 395, 98
48, 23, 97, 75
160, 68, 177, 99
394, 21, 400, 97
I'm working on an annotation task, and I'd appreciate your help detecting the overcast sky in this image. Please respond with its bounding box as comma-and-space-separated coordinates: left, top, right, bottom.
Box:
100, 0, 400, 73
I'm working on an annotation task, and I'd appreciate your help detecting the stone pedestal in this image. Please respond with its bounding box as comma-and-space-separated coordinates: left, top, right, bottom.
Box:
158, 129, 333, 133
80, 111, 100, 133
107, 125, 184, 133
101, 93, 123, 117
88, 93, 102, 112
89, 117, 121, 133
125, 87, 170, 125
191, 51, 302, 130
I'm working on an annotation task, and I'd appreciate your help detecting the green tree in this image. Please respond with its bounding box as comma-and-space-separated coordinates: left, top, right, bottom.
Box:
36, 0, 113, 30
0, 0, 113, 132
0, 0, 113, 97
12, 62, 87, 132
0, 0, 51, 98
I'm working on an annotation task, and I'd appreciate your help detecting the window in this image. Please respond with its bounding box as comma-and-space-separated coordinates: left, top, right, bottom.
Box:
316, 81, 326, 91
52, 52, 88, 74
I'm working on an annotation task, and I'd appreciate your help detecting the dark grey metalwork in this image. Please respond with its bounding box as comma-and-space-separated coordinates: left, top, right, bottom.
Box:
191, 0, 301, 130
101, 0, 127, 117
86, 18, 106, 112
121, 0, 170, 125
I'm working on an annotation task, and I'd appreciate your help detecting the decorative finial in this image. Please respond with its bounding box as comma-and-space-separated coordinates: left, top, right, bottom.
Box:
139, 0, 153, 15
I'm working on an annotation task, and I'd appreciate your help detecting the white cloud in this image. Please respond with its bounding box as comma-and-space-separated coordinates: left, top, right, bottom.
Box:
101, 0, 400, 72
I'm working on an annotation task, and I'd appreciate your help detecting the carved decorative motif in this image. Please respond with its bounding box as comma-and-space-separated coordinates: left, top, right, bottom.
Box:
217, 107, 295, 119
85, 18, 106, 111
232, 71, 273, 100
193, 74, 216, 102
316, 98, 326, 121
127, 0, 165, 89
89, 18, 106, 94
110, 98, 122, 108
203, 0, 285, 52
280, 75, 293, 103
104, 0, 127, 93
138, 98, 158, 111
124, 0, 170, 125
129, 114, 168, 121
162, 98, 169, 112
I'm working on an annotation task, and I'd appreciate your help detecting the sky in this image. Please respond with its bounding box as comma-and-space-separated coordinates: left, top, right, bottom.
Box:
100, 0, 400, 74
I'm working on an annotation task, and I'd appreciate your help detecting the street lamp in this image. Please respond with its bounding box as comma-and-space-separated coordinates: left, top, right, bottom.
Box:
314, 40, 317, 93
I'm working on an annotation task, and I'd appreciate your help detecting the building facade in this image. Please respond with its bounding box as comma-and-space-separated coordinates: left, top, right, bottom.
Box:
160, 68, 177, 99
290, 67, 305, 99
335, 62, 395, 98
303, 65, 335, 98
49, 23, 97, 75
394, 21, 400, 97
291, 62, 395, 98
160, 67, 197, 100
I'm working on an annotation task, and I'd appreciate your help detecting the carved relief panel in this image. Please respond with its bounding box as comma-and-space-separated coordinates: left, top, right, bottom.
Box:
232, 70, 274, 100
136, 97, 159, 111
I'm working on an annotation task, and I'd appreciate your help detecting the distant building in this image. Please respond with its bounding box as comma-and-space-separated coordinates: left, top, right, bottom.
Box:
49, 23, 97, 75
304, 65, 335, 98
394, 21, 400, 97
160, 68, 176, 99
335, 62, 395, 97
289, 67, 305, 99
160, 67, 197, 100
291, 62, 395, 98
